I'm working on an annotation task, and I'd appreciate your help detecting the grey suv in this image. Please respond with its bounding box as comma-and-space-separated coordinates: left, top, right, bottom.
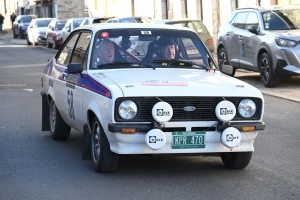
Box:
217, 6, 300, 87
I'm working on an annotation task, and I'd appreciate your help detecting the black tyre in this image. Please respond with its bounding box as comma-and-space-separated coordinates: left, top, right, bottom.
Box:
32, 36, 36, 46
46, 40, 52, 48
19, 29, 23, 39
259, 52, 277, 87
27, 36, 32, 45
221, 152, 252, 169
13, 29, 17, 38
218, 47, 236, 76
49, 100, 71, 140
53, 41, 59, 50
91, 117, 119, 173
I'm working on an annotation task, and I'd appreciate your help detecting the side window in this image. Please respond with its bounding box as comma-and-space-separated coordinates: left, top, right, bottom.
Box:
231, 12, 249, 29
56, 33, 80, 66
70, 32, 92, 70
245, 12, 259, 29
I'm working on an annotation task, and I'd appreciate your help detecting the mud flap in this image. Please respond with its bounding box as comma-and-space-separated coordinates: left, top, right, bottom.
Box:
41, 91, 50, 131
82, 124, 91, 160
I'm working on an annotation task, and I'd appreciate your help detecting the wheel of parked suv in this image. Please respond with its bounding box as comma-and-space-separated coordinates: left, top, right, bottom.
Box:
221, 152, 252, 169
91, 117, 119, 173
218, 47, 236, 76
49, 100, 71, 140
259, 52, 277, 87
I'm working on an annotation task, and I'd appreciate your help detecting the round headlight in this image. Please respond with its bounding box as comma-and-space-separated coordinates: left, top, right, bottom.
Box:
118, 100, 138, 119
238, 99, 256, 118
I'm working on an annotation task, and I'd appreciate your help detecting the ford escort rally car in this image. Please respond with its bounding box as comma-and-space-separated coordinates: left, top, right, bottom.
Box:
41, 23, 265, 173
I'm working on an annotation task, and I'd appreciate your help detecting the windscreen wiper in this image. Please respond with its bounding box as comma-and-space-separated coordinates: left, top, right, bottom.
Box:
152, 59, 210, 71
97, 61, 133, 68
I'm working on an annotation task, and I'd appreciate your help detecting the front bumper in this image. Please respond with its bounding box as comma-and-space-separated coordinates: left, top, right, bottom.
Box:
275, 48, 300, 77
107, 121, 264, 154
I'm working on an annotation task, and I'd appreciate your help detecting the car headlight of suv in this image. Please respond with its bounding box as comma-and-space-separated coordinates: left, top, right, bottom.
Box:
275, 38, 298, 47
118, 100, 138, 119
238, 99, 256, 118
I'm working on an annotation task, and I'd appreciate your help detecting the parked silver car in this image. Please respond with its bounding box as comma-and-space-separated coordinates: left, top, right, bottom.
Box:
61, 18, 86, 43
217, 5, 300, 87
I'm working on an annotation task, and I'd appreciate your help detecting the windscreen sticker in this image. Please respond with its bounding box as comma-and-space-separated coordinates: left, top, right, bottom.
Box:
141, 31, 152, 35
140, 80, 188, 86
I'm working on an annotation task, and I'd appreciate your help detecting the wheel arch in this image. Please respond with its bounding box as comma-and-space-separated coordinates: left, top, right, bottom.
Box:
257, 43, 273, 71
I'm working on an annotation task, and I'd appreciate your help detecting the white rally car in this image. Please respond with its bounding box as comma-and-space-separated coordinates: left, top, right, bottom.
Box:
41, 23, 265, 173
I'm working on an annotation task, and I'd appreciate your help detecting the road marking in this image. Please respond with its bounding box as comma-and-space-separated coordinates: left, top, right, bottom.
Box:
0, 84, 27, 87
23, 89, 33, 92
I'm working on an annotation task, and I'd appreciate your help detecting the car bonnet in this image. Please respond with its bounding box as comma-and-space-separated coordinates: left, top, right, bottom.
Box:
90, 69, 261, 98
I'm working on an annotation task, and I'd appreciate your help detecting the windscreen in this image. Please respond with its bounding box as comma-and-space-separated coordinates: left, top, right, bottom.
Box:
262, 9, 300, 30
91, 28, 215, 70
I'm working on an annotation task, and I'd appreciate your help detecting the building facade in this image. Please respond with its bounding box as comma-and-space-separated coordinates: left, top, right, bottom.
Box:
1, 0, 300, 51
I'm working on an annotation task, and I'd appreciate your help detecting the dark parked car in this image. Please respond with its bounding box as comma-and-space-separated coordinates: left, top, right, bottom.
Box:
105, 16, 153, 23
46, 19, 67, 49
12, 15, 33, 39
153, 19, 215, 54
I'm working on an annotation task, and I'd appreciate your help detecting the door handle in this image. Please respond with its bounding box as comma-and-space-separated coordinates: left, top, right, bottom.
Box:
226, 32, 230, 36
238, 35, 243, 40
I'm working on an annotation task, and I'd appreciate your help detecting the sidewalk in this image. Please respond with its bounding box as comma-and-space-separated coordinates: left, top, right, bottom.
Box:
0, 29, 12, 40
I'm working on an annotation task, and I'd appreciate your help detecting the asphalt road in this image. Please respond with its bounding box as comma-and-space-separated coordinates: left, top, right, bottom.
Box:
0, 35, 300, 200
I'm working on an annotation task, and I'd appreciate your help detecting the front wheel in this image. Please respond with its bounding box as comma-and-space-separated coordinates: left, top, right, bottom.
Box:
221, 152, 252, 169
91, 117, 119, 173
46, 40, 52, 48
259, 52, 277, 87
218, 47, 236, 76
27, 36, 32, 45
49, 100, 71, 140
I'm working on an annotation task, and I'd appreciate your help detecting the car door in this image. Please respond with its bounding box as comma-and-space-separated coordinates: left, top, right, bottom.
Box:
227, 12, 249, 68
55, 31, 92, 131
238, 12, 261, 71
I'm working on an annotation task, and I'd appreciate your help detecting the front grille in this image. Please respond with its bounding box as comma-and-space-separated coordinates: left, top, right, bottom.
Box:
115, 97, 262, 122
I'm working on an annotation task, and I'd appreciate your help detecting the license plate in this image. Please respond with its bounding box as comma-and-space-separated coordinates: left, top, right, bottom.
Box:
172, 131, 206, 149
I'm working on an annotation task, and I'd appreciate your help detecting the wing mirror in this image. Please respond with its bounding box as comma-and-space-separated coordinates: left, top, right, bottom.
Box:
220, 64, 234, 76
66, 27, 71, 32
67, 63, 83, 74
247, 25, 258, 34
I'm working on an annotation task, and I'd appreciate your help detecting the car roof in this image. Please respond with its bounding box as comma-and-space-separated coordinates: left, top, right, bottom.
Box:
33, 18, 54, 21
154, 18, 200, 23
236, 5, 300, 11
77, 23, 196, 32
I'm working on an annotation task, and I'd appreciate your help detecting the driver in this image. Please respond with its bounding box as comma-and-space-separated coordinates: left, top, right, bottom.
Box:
96, 38, 115, 64
156, 37, 176, 60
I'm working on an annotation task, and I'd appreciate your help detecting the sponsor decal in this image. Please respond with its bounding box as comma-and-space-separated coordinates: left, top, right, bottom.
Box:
149, 136, 164, 143
66, 75, 79, 89
48, 79, 54, 87
156, 109, 170, 116
67, 90, 75, 120
140, 80, 188, 86
226, 134, 239, 142
220, 108, 234, 115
